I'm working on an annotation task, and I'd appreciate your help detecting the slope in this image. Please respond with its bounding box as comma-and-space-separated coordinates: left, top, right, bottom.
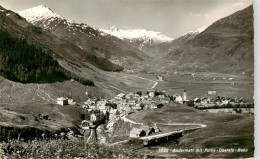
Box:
19, 5, 148, 67
164, 5, 253, 75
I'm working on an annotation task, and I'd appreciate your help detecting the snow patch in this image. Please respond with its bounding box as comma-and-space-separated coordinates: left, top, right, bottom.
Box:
18, 5, 74, 25
100, 26, 173, 43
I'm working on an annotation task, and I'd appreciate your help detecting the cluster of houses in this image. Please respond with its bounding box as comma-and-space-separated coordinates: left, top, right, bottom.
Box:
81, 90, 173, 118
79, 90, 173, 132
193, 96, 247, 108
56, 90, 189, 132
56, 89, 189, 124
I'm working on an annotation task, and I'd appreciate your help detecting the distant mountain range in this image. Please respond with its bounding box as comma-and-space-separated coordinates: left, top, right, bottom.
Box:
101, 26, 172, 50
136, 27, 206, 57
100, 26, 207, 57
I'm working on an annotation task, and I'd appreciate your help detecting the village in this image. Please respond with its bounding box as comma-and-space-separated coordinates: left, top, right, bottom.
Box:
55, 88, 254, 142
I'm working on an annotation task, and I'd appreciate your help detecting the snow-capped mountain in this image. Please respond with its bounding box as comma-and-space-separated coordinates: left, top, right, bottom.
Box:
100, 27, 173, 50
18, 5, 148, 67
127, 27, 206, 58
19, 5, 74, 26
101, 26, 173, 43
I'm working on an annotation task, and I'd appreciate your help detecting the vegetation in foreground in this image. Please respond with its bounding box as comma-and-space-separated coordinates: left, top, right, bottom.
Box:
0, 139, 142, 159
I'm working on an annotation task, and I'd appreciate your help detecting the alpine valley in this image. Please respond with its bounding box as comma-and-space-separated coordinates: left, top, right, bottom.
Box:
0, 4, 254, 158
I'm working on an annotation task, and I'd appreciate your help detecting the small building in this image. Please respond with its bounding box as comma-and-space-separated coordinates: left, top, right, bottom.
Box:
161, 97, 170, 104
128, 99, 136, 106
208, 91, 217, 95
158, 94, 165, 99
154, 125, 160, 133
81, 120, 91, 129
68, 99, 76, 105
97, 100, 107, 107
114, 93, 125, 100
57, 97, 68, 106
90, 112, 97, 122
150, 103, 158, 109
148, 91, 155, 98
129, 128, 146, 138
175, 95, 183, 104
132, 103, 142, 111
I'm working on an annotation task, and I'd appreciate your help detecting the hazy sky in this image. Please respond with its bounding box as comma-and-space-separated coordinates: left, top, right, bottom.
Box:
0, 0, 253, 38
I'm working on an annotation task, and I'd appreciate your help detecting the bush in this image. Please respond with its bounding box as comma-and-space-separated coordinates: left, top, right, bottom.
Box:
136, 91, 142, 96
128, 138, 143, 145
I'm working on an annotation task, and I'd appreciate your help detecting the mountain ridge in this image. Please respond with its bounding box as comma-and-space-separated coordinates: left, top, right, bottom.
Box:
164, 5, 254, 74
19, 5, 149, 67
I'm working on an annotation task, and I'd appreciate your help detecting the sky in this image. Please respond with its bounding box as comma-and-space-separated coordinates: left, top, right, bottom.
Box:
0, 0, 253, 38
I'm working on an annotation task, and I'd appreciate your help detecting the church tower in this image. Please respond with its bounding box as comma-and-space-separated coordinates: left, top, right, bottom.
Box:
183, 90, 187, 101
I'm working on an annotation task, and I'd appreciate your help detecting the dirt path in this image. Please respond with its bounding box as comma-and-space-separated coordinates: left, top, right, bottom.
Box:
121, 116, 143, 125
108, 85, 127, 93
151, 82, 158, 89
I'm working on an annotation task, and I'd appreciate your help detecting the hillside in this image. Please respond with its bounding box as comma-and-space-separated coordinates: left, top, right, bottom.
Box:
19, 5, 148, 67
1, 5, 125, 75
0, 29, 69, 83
164, 5, 254, 75
139, 28, 204, 57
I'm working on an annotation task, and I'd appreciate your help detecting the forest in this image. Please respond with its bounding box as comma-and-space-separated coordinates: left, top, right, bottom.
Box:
0, 29, 94, 86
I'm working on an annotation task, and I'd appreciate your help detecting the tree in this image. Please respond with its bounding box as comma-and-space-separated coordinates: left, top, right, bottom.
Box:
136, 91, 142, 96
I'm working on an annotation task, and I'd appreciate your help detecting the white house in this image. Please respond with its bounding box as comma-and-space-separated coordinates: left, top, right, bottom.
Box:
90, 112, 97, 122
68, 99, 76, 105
208, 91, 217, 95
161, 97, 170, 104
148, 91, 155, 98
128, 99, 136, 106
150, 103, 158, 109
158, 94, 165, 99
114, 93, 125, 100
132, 103, 142, 111
97, 100, 107, 107
57, 97, 68, 106
175, 95, 183, 104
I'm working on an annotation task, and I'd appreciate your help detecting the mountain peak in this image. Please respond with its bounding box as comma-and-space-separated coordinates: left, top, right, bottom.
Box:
101, 27, 173, 43
109, 26, 119, 32
18, 5, 64, 24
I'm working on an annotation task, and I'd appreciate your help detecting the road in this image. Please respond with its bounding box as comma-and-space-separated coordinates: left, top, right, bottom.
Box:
130, 74, 161, 89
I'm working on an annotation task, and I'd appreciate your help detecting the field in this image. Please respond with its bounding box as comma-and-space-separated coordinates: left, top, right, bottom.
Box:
127, 104, 254, 158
